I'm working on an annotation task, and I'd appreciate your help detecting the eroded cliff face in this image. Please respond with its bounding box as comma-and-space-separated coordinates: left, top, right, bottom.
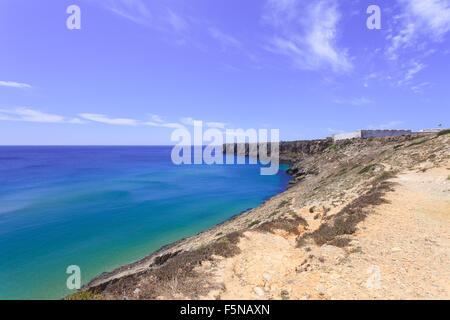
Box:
71, 132, 450, 300
223, 139, 332, 164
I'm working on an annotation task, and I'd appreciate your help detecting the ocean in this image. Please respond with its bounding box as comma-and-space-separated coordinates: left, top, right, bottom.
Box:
0, 146, 291, 299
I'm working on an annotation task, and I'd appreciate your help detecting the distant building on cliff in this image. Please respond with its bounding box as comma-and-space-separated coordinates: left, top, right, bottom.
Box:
332, 129, 412, 142
418, 129, 443, 133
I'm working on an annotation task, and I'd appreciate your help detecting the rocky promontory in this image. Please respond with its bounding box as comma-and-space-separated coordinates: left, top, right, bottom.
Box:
70, 131, 450, 300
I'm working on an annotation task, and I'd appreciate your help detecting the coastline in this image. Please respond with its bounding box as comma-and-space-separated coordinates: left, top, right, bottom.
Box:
79, 138, 354, 291
80, 133, 449, 299
84, 159, 295, 291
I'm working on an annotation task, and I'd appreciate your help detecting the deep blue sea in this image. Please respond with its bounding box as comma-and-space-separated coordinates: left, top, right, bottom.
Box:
0, 146, 290, 299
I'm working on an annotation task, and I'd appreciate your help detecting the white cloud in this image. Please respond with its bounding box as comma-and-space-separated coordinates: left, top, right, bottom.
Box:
411, 81, 431, 93
102, 0, 152, 26
0, 108, 81, 123
79, 113, 139, 126
149, 114, 164, 123
368, 121, 404, 130
0, 81, 31, 89
398, 61, 426, 85
264, 0, 352, 73
405, 0, 450, 39
0, 108, 228, 130
98, 0, 192, 38
206, 121, 227, 129
180, 117, 228, 129
180, 117, 196, 126
386, 0, 450, 59
144, 114, 185, 129
166, 9, 188, 32
327, 128, 343, 133
144, 121, 185, 129
208, 27, 242, 50
333, 97, 373, 106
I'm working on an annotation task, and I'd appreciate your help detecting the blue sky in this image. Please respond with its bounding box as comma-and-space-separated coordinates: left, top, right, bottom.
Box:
0, 0, 449, 145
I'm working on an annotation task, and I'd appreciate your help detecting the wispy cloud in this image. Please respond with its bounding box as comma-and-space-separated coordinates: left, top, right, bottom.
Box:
397, 61, 426, 85
149, 114, 164, 123
181, 117, 228, 129
102, 0, 152, 26
144, 115, 185, 129
79, 113, 139, 126
327, 127, 343, 133
0, 108, 81, 123
205, 121, 227, 129
166, 9, 188, 32
264, 0, 352, 73
411, 81, 431, 94
368, 121, 405, 130
97, 0, 191, 37
0, 81, 32, 89
333, 97, 373, 106
208, 27, 241, 50
404, 0, 450, 39
386, 0, 450, 60
0, 108, 230, 131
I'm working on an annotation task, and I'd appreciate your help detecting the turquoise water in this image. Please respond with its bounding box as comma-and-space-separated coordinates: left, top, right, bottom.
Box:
0, 146, 290, 299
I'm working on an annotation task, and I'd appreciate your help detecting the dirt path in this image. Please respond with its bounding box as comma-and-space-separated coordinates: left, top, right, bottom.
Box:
198, 168, 450, 300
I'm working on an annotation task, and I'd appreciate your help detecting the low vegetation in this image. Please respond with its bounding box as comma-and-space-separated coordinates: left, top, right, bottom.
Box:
248, 220, 261, 228
297, 173, 396, 248
65, 291, 103, 300
277, 200, 290, 209
358, 163, 377, 174
257, 215, 308, 235
407, 139, 430, 147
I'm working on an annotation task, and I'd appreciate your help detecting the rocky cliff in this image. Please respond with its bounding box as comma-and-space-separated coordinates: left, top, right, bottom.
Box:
223, 139, 332, 164
70, 131, 450, 300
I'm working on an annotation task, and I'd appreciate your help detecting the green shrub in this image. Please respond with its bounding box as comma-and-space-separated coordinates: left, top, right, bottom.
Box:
268, 211, 279, 218
358, 164, 377, 174
335, 167, 348, 177
277, 200, 290, 209
248, 220, 261, 228
406, 139, 428, 147
437, 129, 450, 136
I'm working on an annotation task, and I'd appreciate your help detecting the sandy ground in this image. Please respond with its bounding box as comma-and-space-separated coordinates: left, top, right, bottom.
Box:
198, 167, 450, 300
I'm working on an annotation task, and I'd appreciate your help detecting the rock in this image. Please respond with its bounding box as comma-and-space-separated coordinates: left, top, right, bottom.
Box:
280, 289, 290, 300
253, 287, 265, 297
262, 273, 271, 282
133, 288, 141, 295
316, 284, 326, 296
391, 247, 402, 252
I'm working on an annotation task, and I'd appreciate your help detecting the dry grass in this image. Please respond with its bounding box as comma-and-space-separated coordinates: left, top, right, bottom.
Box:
87, 231, 243, 299
257, 215, 308, 235
297, 172, 396, 247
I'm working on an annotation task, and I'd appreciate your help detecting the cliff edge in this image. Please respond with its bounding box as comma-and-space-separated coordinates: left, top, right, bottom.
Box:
71, 131, 450, 300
